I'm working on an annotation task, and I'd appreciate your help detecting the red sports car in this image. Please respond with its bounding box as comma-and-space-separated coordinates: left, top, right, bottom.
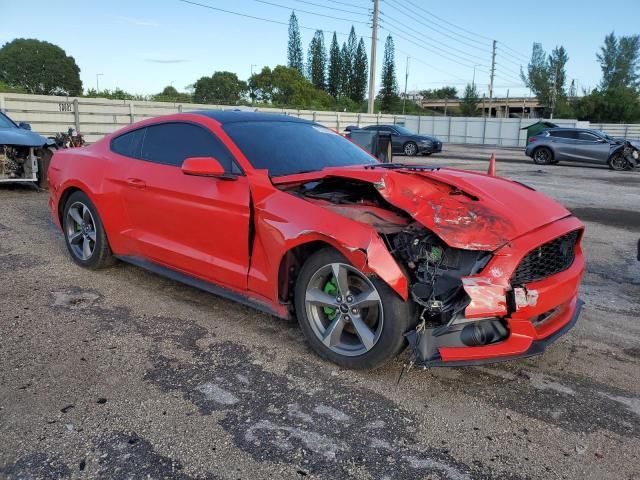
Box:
48, 111, 584, 369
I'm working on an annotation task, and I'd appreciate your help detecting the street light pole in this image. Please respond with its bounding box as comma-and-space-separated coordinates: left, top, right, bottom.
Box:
402, 56, 410, 114
367, 0, 379, 114
96, 73, 104, 91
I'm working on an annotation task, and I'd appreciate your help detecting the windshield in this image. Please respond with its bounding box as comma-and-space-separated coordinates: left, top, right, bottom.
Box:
0, 112, 17, 129
393, 125, 414, 135
595, 130, 613, 141
223, 121, 378, 176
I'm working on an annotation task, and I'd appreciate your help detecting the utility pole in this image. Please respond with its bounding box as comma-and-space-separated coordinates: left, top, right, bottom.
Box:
402, 56, 410, 114
488, 40, 496, 118
367, 0, 379, 114
96, 73, 104, 91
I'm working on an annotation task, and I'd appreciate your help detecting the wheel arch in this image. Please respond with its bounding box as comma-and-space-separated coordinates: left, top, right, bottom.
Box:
532, 145, 554, 161
277, 239, 353, 305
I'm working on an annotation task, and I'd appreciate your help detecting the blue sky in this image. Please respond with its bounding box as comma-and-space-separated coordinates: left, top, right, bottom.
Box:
2, 0, 639, 98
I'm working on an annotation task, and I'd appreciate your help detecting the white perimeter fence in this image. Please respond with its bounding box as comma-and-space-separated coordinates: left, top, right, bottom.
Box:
2, 92, 640, 147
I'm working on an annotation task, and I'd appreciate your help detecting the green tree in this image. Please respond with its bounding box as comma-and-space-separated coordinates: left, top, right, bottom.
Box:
521, 43, 570, 116
327, 32, 342, 98
597, 32, 640, 90
193, 71, 247, 104
152, 85, 192, 103
339, 42, 351, 98
351, 38, 368, 103
459, 83, 480, 116
378, 35, 399, 112
573, 86, 640, 123
0, 38, 82, 95
307, 30, 326, 90
287, 12, 304, 75
248, 65, 334, 109
419, 87, 458, 99
161, 85, 179, 97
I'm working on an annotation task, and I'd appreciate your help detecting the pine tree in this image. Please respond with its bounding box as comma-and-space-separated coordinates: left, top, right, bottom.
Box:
597, 32, 640, 90
327, 32, 342, 98
351, 37, 368, 103
460, 83, 480, 116
287, 11, 304, 74
339, 42, 351, 98
379, 35, 399, 112
307, 30, 327, 90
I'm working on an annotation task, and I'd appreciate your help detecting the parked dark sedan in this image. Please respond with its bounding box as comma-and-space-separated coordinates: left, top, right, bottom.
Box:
360, 124, 442, 156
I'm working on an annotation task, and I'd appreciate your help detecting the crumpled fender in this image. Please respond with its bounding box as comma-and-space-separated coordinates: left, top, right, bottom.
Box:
247, 173, 408, 302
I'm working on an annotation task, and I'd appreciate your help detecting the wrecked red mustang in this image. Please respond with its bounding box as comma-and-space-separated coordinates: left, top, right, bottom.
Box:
48, 112, 585, 369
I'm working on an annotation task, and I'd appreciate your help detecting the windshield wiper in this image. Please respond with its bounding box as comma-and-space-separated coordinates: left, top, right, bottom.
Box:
364, 163, 440, 171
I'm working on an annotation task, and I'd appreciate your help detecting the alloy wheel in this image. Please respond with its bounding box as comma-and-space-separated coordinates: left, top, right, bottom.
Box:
404, 143, 417, 156
610, 153, 630, 171
534, 149, 550, 164
304, 263, 384, 357
66, 201, 97, 261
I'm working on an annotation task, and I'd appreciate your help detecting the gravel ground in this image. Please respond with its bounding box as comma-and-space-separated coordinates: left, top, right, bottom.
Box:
0, 145, 639, 479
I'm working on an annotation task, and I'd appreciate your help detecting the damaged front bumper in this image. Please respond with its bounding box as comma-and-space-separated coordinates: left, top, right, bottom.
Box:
404, 215, 585, 367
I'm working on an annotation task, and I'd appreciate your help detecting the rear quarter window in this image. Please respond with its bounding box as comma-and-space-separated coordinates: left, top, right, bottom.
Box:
110, 128, 146, 158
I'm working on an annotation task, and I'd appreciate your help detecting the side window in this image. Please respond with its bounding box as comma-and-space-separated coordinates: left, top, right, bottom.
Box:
140, 122, 235, 170
110, 128, 146, 158
550, 130, 577, 139
578, 132, 599, 141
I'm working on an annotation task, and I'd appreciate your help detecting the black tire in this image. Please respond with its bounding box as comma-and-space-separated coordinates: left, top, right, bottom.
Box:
532, 147, 553, 165
294, 248, 414, 370
608, 152, 632, 171
62, 191, 116, 269
403, 141, 418, 156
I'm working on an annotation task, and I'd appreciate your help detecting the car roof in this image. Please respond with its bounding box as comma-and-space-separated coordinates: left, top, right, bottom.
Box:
190, 110, 313, 125
545, 127, 599, 133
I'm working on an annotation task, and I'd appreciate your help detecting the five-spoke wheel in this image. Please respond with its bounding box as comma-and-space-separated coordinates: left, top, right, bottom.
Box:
295, 248, 413, 369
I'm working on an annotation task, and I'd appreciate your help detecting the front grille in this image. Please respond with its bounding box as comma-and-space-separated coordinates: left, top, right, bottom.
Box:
512, 230, 579, 285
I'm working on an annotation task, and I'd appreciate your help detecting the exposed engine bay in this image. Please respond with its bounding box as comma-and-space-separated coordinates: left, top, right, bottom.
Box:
0, 145, 38, 181
287, 178, 494, 320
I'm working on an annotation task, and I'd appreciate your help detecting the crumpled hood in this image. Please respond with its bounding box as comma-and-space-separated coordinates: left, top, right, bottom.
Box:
375, 168, 571, 250
0, 127, 47, 147
278, 166, 571, 251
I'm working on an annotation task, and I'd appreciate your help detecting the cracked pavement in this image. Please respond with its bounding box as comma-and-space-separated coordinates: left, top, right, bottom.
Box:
1, 147, 639, 479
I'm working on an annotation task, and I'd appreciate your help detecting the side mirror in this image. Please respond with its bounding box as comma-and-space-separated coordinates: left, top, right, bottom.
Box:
182, 156, 234, 179
18, 122, 32, 130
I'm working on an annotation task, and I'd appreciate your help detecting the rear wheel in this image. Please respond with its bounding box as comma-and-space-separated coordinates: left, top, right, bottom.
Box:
63, 191, 115, 269
533, 147, 553, 165
295, 248, 413, 369
403, 142, 418, 156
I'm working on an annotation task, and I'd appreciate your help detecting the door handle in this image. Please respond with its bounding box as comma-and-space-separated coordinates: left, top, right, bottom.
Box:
126, 178, 146, 189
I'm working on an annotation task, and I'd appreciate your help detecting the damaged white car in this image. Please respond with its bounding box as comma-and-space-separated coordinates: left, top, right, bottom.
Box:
0, 111, 50, 187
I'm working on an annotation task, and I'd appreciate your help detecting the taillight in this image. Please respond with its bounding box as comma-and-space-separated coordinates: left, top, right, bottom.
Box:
528, 137, 537, 143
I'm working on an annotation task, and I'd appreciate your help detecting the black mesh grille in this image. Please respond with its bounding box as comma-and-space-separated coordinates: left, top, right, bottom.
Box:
512, 230, 579, 285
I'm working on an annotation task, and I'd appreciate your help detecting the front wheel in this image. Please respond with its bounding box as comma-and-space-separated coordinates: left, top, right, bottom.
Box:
608, 152, 632, 171
294, 248, 413, 370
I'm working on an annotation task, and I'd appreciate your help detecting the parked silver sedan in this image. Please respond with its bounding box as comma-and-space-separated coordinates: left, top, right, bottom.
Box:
524, 128, 636, 170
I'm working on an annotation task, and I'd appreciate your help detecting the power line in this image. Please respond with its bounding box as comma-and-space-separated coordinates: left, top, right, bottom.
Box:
251, 0, 369, 24
381, 25, 489, 76
178, 0, 354, 36
290, 0, 370, 16
384, 0, 492, 53
497, 41, 530, 62
311, 0, 371, 11
379, 11, 489, 65
398, 0, 493, 44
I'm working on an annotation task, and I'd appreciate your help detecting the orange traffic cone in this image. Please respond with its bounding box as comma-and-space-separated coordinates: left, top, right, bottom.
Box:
487, 153, 496, 176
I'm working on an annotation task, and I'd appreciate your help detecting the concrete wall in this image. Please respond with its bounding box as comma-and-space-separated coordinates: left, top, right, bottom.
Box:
1, 92, 639, 147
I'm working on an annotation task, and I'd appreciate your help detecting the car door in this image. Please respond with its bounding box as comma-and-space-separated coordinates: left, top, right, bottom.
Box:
547, 130, 578, 161
573, 131, 611, 164
122, 121, 251, 290
379, 127, 402, 152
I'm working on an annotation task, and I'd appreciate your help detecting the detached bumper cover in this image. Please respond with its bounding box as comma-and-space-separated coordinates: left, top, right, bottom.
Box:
410, 298, 583, 367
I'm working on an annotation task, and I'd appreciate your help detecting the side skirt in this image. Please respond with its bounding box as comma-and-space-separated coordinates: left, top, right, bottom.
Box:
116, 255, 287, 319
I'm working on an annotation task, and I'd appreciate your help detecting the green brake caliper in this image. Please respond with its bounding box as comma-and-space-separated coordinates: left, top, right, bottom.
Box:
323, 277, 338, 320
